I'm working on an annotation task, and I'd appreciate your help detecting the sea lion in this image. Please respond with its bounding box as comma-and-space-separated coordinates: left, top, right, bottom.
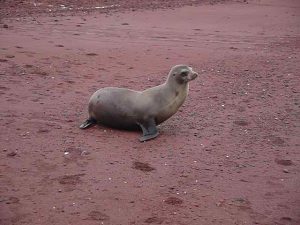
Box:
80, 65, 198, 142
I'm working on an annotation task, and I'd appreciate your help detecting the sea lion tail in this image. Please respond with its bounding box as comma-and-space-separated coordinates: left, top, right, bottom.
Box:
79, 118, 96, 129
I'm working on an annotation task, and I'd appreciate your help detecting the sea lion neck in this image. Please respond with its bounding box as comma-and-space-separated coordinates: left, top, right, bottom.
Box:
165, 74, 188, 92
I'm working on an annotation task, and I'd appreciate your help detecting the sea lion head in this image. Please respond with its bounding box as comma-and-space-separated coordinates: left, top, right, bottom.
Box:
168, 65, 198, 84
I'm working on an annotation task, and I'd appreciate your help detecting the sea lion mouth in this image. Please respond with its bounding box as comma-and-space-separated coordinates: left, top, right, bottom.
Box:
189, 72, 198, 81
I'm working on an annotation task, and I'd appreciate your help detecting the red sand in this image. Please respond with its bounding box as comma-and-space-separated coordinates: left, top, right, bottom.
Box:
0, 0, 299, 224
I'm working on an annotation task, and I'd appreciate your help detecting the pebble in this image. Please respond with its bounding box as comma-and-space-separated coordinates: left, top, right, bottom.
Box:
7, 152, 17, 157
283, 169, 289, 173
6, 55, 15, 58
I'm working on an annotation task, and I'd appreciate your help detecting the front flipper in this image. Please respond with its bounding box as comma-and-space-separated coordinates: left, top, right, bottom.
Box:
137, 118, 159, 142
79, 118, 96, 129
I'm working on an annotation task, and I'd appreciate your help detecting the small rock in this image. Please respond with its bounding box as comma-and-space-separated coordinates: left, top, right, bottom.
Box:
6, 197, 19, 204
280, 217, 292, 221
275, 159, 292, 166
88, 210, 109, 221
133, 161, 155, 172
7, 152, 17, 157
86, 53, 98, 56
37, 128, 49, 133
283, 169, 289, 173
234, 120, 249, 126
165, 197, 183, 205
5, 55, 15, 58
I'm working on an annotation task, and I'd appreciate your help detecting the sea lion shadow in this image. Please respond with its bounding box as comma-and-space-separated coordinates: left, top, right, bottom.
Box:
94, 122, 141, 132
95, 123, 166, 140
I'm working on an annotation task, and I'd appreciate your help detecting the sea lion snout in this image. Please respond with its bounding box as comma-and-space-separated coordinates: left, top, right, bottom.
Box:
189, 71, 198, 81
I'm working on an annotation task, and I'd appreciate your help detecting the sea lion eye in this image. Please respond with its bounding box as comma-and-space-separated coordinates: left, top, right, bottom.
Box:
181, 71, 188, 77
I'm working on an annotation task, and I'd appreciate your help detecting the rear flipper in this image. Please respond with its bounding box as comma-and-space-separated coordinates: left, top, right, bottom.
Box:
137, 118, 159, 142
79, 118, 96, 129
